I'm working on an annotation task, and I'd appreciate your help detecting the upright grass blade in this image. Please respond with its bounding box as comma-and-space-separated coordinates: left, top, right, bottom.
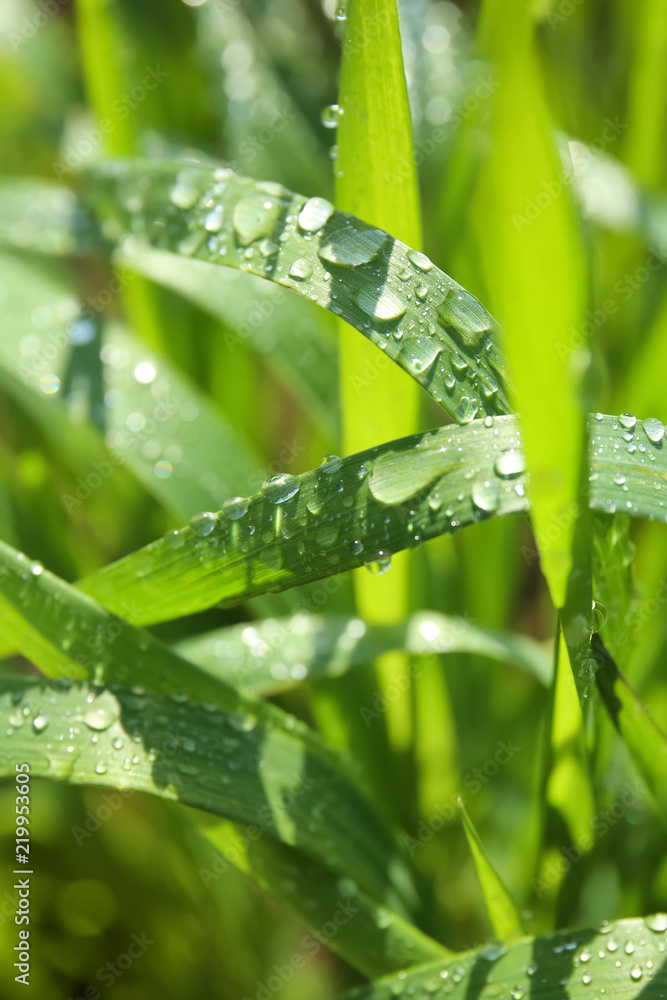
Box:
332, 0, 423, 775
593, 633, 667, 816
0, 540, 424, 921
474, 0, 586, 608
625, 0, 667, 188
339, 915, 667, 999
458, 797, 523, 943
76, 412, 667, 626
174, 612, 552, 697
80, 161, 513, 423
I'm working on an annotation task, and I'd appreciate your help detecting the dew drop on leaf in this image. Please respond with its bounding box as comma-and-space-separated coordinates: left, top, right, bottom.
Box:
643, 417, 665, 443
190, 511, 217, 537
289, 258, 313, 280
318, 227, 387, 268
494, 450, 527, 478
298, 197, 334, 233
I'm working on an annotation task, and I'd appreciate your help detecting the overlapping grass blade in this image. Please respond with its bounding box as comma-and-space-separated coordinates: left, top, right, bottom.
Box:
79, 160, 513, 423
175, 612, 552, 696
76, 412, 667, 626
338, 915, 667, 999
0, 540, 423, 919
592, 633, 667, 816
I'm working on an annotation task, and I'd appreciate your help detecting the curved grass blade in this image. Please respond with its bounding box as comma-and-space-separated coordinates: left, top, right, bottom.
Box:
200, 821, 449, 978
0, 541, 423, 918
592, 632, 667, 816
80, 160, 513, 423
77, 412, 667, 626
78, 415, 530, 623
339, 915, 667, 999
458, 797, 523, 943
115, 239, 340, 438
175, 612, 552, 696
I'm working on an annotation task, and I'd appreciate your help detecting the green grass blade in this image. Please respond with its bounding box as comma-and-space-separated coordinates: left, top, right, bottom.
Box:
76, 412, 667, 625
338, 915, 667, 999
593, 633, 667, 816
458, 797, 523, 943
625, 0, 667, 188
175, 612, 552, 696
0, 540, 424, 918
77, 415, 530, 623
200, 822, 450, 978
474, 0, 586, 607
81, 161, 513, 423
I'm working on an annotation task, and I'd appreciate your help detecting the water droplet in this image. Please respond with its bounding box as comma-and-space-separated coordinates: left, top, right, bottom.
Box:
643, 417, 665, 443
455, 396, 479, 423
436, 287, 493, 349
94, 762, 108, 775
354, 285, 406, 322
169, 169, 201, 209
321, 104, 343, 129
630, 965, 643, 982
204, 205, 225, 232
607, 938, 619, 952
613, 472, 627, 486
319, 454, 343, 474
190, 511, 217, 537
29, 561, 44, 576
33, 713, 49, 732
591, 600, 607, 631
580, 949, 592, 962
134, 361, 156, 384
83, 706, 116, 731
289, 258, 313, 280
619, 412, 636, 429
366, 552, 392, 576
165, 529, 185, 549
222, 497, 249, 520
298, 197, 334, 233
112, 737, 124, 750
228, 712, 258, 733
472, 478, 500, 514
407, 249, 433, 272
318, 227, 387, 268
352, 540, 363, 555
494, 450, 526, 478
40, 373, 60, 394
646, 913, 667, 933
233, 194, 282, 246
510, 988, 525, 999
261, 474, 300, 503
624, 941, 635, 955
582, 972, 592, 984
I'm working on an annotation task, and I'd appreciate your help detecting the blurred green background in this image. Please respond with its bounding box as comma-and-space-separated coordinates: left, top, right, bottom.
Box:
0, 0, 666, 996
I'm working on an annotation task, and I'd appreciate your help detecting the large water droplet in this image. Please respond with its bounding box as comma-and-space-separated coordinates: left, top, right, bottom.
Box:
204, 205, 224, 232
83, 706, 117, 731
318, 227, 387, 268
366, 552, 392, 576
289, 258, 313, 280
436, 287, 493, 349
354, 285, 406, 322
646, 913, 667, 933
472, 478, 500, 513
643, 417, 665, 443
261, 474, 300, 504
407, 249, 433, 272
455, 396, 479, 423
630, 965, 643, 982
619, 412, 636, 430
169, 169, 202, 209
222, 497, 249, 520
33, 713, 49, 732
298, 197, 334, 233
321, 104, 343, 129
319, 455, 343, 475
190, 511, 217, 537
233, 194, 283, 246
494, 450, 526, 478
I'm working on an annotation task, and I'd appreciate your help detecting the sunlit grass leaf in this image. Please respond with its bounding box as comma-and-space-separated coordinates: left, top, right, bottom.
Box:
77, 415, 530, 623
474, 0, 586, 607
80, 160, 513, 423
458, 797, 523, 943
339, 915, 667, 999
593, 633, 667, 816
0, 539, 423, 919
175, 612, 552, 696
77, 412, 667, 626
